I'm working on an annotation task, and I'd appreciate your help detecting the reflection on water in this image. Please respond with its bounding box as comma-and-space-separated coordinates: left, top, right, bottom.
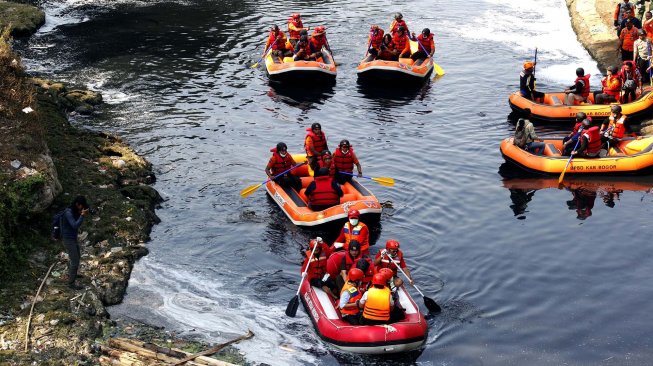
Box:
267, 82, 335, 111
500, 162, 653, 220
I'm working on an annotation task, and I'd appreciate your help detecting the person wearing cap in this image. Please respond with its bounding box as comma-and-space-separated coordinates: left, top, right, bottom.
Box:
593, 66, 622, 104
410, 28, 435, 61
620, 18, 641, 62
310, 25, 330, 55
287, 13, 306, 47
390, 12, 409, 36
330, 139, 363, 184
367, 25, 385, 59
600, 105, 627, 149
61, 195, 90, 290
562, 113, 592, 156
294, 35, 317, 61
615, 0, 636, 37
513, 109, 545, 155
316, 150, 333, 177
264, 25, 293, 61
304, 123, 328, 172
563, 67, 591, 105
301, 237, 337, 299
633, 28, 651, 83
265, 142, 302, 191
392, 26, 412, 58
333, 209, 370, 255
520, 61, 544, 102
304, 171, 343, 211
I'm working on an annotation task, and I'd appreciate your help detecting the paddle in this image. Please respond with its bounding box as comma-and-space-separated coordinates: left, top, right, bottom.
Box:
559, 137, 580, 186
384, 252, 441, 313
415, 38, 445, 77
324, 35, 336, 64
338, 171, 395, 187
251, 37, 277, 68
648, 39, 652, 86
286, 241, 319, 317
240, 162, 306, 198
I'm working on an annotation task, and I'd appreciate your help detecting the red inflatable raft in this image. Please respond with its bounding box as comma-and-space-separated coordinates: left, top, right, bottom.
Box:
299, 280, 428, 354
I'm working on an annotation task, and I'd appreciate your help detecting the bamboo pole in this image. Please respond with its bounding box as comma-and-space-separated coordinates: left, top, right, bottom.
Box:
118, 338, 235, 366
107, 340, 205, 366
24, 261, 57, 352
171, 330, 254, 366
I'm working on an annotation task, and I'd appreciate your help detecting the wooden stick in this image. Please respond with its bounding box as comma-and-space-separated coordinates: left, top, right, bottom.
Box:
171, 330, 254, 366
107, 340, 205, 366
24, 261, 57, 352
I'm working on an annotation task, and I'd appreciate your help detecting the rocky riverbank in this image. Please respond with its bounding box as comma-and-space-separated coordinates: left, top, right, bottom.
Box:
0, 3, 249, 365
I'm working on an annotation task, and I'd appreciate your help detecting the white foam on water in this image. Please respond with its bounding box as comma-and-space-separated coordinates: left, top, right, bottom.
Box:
115, 257, 322, 365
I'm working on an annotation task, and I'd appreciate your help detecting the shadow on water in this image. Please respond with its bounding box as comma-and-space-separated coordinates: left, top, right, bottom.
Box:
328, 347, 424, 366
356, 81, 432, 107
499, 162, 653, 220
266, 82, 335, 111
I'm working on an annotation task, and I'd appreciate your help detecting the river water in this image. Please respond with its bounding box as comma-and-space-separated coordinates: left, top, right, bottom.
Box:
15, 0, 653, 364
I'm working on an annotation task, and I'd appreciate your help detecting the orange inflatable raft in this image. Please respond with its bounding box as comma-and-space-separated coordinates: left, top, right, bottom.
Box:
265, 47, 336, 84
508, 86, 653, 122
500, 136, 653, 175
264, 155, 382, 226
357, 41, 432, 83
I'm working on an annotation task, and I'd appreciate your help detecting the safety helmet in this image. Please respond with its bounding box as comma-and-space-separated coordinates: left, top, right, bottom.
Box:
311, 122, 321, 131
292, 13, 301, 19
397, 26, 405, 33
611, 105, 622, 113
314, 25, 326, 35
355, 258, 370, 273
321, 149, 331, 157
271, 25, 279, 32
349, 240, 361, 252
276, 142, 287, 152
348, 209, 360, 219
386, 239, 400, 250
421, 28, 430, 36
523, 61, 534, 69
339, 139, 351, 148
575, 112, 587, 121
348, 268, 364, 282
379, 268, 394, 280
575, 67, 585, 77
299, 29, 308, 36
582, 118, 591, 126
372, 273, 387, 287
394, 12, 403, 20
299, 34, 308, 43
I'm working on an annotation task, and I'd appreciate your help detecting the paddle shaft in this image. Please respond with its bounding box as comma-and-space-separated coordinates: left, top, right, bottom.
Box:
264, 162, 305, 186
384, 253, 440, 312
296, 240, 320, 296
534, 47, 538, 77
415, 37, 444, 77
383, 252, 414, 287
560, 138, 581, 183
253, 37, 277, 67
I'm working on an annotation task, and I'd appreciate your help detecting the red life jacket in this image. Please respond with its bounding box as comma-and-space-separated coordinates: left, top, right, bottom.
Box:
392, 33, 409, 53
378, 40, 396, 59
326, 251, 346, 279
287, 18, 303, 39
310, 35, 326, 52
358, 257, 375, 292
620, 61, 640, 83
301, 246, 328, 280
295, 41, 312, 57
390, 19, 408, 35
332, 147, 355, 173
417, 33, 434, 54
267, 31, 288, 51
342, 252, 363, 274
370, 30, 384, 49
308, 176, 340, 207
269, 148, 294, 175
607, 115, 626, 139
584, 126, 602, 154
304, 128, 327, 156
575, 74, 591, 98
376, 250, 404, 277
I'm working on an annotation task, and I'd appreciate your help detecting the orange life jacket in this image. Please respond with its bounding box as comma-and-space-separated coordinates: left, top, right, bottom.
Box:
308, 176, 340, 207
369, 30, 384, 49
332, 147, 355, 173
417, 33, 434, 54
267, 31, 288, 51
287, 18, 303, 39
390, 19, 408, 35
269, 148, 294, 175
301, 247, 328, 280
304, 129, 327, 156
310, 35, 326, 52
606, 115, 626, 139
603, 75, 622, 100
340, 282, 362, 315
584, 126, 603, 154
392, 33, 409, 54
362, 286, 391, 321
575, 74, 591, 98
342, 222, 369, 254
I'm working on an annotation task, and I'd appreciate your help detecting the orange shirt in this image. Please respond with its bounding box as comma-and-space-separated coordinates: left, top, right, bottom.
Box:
644, 19, 653, 40
620, 27, 640, 51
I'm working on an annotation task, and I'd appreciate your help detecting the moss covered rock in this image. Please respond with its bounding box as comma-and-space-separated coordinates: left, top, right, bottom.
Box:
0, 1, 45, 37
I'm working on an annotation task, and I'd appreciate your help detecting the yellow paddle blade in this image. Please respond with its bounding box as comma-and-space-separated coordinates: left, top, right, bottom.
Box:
433, 63, 445, 76
240, 183, 262, 198
558, 169, 567, 185
371, 177, 395, 187
250, 62, 259, 68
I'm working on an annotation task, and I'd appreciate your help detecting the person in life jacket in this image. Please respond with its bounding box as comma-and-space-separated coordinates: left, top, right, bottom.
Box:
600, 105, 627, 149
410, 28, 435, 61
265, 142, 302, 191
614, 0, 636, 37
315, 150, 333, 177
619, 60, 642, 103
287, 13, 306, 47
593, 66, 623, 104
564, 67, 591, 105
619, 19, 641, 63
374, 240, 414, 288
390, 12, 409, 36
330, 139, 363, 184
301, 237, 337, 299
366, 25, 385, 59
338, 268, 364, 324
310, 25, 330, 56
633, 29, 651, 84
562, 113, 592, 156
304, 173, 343, 211
333, 209, 370, 255
323, 249, 346, 295
519, 61, 545, 102
377, 266, 406, 322
338, 240, 364, 291
376, 33, 399, 61
354, 257, 376, 293
304, 122, 328, 172
294, 35, 317, 61
572, 125, 602, 158
359, 273, 394, 325
393, 27, 412, 59
265, 25, 293, 60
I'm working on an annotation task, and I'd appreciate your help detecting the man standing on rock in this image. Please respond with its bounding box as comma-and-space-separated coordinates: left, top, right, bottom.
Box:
61, 195, 90, 290
633, 29, 652, 83
615, 0, 637, 36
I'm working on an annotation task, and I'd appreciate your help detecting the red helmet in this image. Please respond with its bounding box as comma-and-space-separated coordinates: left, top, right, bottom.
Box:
386, 240, 400, 250
379, 268, 394, 280
348, 209, 360, 219
348, 268, 364, 282
314, 25, 326, 35
372, 273, 387, 287
292, 13, 301, 19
